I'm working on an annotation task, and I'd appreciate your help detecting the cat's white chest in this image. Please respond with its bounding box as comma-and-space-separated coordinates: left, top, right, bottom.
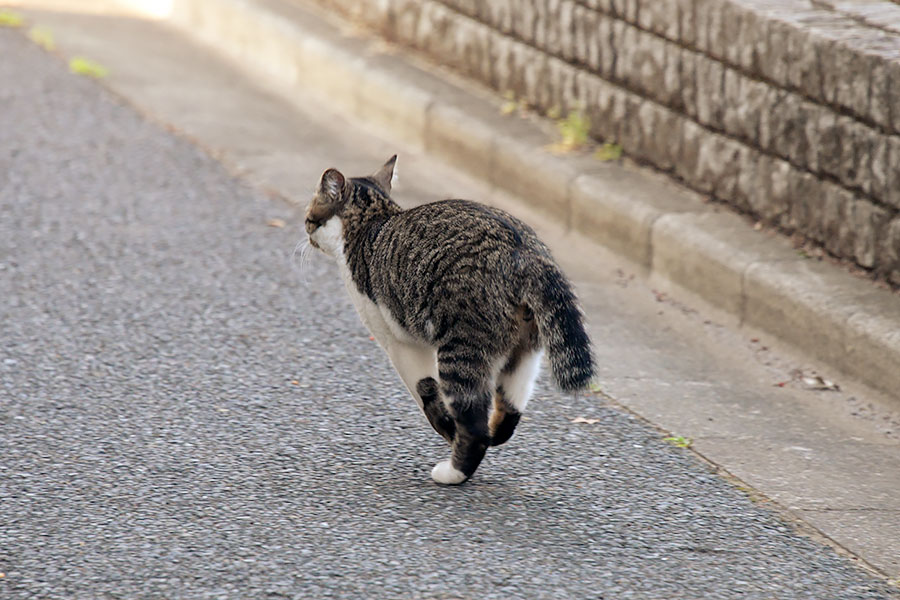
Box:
319, 218, 413, 347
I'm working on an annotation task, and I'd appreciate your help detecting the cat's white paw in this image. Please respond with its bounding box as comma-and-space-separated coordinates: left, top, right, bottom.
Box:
431, 460, 468, 485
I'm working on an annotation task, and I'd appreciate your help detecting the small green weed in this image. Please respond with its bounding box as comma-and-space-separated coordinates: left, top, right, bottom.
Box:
69, 56, 109, 79
0, 9, 24, 27
664, 435, 693, 448
595, 141, 623, 162
500, 90, 518, 115
28, 26, 55, 51
550, 108, 591, 153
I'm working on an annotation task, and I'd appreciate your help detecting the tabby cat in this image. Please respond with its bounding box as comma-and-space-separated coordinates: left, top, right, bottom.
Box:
304, 156, 594, 485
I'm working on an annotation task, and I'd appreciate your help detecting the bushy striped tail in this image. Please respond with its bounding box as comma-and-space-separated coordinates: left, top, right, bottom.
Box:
527, 263, 595, 392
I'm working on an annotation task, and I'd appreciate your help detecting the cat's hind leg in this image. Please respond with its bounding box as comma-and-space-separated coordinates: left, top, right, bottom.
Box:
431, 345, 494, 485
490, 348, 542, 446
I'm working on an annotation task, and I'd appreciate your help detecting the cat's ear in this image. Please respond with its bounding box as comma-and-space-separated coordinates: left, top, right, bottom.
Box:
317, 168, 346, 204
372, 155, 398, 194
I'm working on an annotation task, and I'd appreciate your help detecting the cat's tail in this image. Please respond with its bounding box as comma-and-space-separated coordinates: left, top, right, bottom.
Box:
527, 262, 595, 392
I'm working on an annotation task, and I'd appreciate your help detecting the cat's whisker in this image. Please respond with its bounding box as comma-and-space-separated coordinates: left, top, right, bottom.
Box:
291, 237, 314, 286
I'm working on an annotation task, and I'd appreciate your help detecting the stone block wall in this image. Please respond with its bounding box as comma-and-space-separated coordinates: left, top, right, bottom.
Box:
309, 0, 900, 282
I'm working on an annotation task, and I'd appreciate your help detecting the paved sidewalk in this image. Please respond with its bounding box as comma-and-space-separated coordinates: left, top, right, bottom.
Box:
1, 0, 899, 594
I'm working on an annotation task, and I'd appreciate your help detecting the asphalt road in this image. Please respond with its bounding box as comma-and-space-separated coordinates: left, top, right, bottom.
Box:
1, 28, 897, 599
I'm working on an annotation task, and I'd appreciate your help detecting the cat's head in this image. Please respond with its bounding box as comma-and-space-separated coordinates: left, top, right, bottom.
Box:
305, 155, 398, 256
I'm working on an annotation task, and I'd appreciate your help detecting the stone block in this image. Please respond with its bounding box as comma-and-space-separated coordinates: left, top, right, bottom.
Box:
608, 0, 638, 21
787, 24, 826, 101
822, 183, 857, 258
711, 136, 746, 203
387, 0, 422, 43
870, 133, 891, 203
694, 56, 725, 130
561, 1, 580, 62
482, 0, 513, 34
438, 0, 479, 20
615, 22, 639, 84
635, 0, 679, 39
405, 2, 446, 57
848, 198, 890, 269
731, 1, 766, 74
888, 57, 900, 134
693, 131, 743, 198
523, 52, 551, 108
454, 15, 494, 83
845, 121, 879, 196
731, 144, 757, 213
570, 68, 594, 110
759, 16, 793, 85
675, 118, 703, 185
863, 43, 900, 132
630, 30, 670, 102
511, 0, 538, 44
662, 45, 683, 112
678, 48, 698, 118
840, 35, 895, 125
634, 101, 681, 172
693, 0, 718, 54
544, 57, 580, 113
815, 112, 847, 181
721, 69, 765, 144
625, 0, 639, 22
817, 23, 879, 112
814, 117, 879, 196
596, 14, 616, 77
716, 0, 746, 66
786, 170, 822, 234
879, 217, 900, 283
489, 35, 544, 105
544, 0, 565, 57
620, 95, 645, 154
886, 135, 900, 209
782, 11, 850, 99
488, 35, 515, 95
584, 74, 627, 142
749, 155, 792, 225
609, 19, 628, 79
571, 4, 597, 67
767, 96, 823, 175
679, 0, 697, 47
535, 0, 555, 49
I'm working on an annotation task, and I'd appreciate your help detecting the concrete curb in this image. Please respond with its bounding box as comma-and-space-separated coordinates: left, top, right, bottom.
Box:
128, 0, 900, 402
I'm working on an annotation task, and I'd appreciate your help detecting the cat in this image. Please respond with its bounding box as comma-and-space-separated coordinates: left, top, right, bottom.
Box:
304, 156, 594, 485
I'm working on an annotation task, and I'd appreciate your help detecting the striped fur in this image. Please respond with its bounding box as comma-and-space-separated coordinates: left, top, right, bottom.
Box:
305, 157, 595, 484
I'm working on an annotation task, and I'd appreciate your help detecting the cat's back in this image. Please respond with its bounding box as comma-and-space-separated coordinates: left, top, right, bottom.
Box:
387, 199, 548, 259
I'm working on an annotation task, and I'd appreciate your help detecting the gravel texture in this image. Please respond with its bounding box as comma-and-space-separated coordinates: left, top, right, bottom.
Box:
1, 29, 897, 599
